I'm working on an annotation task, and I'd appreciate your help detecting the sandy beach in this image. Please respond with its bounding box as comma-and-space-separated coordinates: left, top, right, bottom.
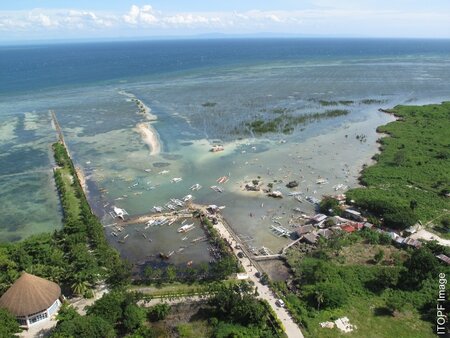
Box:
135, 122, 161, 155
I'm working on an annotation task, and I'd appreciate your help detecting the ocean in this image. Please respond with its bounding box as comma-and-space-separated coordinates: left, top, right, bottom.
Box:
1, 38, 450, 264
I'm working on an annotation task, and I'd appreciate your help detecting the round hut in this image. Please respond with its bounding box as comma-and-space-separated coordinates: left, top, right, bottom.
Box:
0, 272, 61, 327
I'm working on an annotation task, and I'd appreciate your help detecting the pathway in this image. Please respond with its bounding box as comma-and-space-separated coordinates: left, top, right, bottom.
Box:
213, 219, 305, 338
411, 229, 450, 247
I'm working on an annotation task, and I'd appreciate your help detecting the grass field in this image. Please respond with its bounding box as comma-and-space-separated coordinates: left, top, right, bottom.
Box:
301, 295, 435, 338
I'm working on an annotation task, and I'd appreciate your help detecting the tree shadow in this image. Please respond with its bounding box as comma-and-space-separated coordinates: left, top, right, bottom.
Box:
373, 307, 392, 316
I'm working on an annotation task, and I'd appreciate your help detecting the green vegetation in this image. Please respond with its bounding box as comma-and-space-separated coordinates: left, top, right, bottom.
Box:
273, 230, 450, 338
51, 283, 284, 338
0, 308, 21, 338
0, 142, 129, 301
207, 282, 285, 338
202, 102, 217, 107
347, 102, 450, 229
246, 109, 349, 135
319, 197, 341, 216
361, 99, 386, 105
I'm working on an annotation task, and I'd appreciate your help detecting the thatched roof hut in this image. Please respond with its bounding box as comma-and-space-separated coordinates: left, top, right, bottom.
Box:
0, 272, 61, 327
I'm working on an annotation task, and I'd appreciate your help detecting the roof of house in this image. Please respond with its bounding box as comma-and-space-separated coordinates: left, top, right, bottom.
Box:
311, 214, 327, 223
341, 224, 357, 233
303, 233, 318, 244
344, 209, 361, 216
436, 254, 450, 265
0, 272, 61, 317
317, 228, 333, 239
296, 225, 315, 235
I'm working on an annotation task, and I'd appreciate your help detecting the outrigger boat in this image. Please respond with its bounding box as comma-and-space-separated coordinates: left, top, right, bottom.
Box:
178, 223, 195, 233
210, 145, 224, 152
216, 176, 229, 184
183, 194, 193, 202
210, 185, 224, 193
113, 206, 127, 220
190, 184, 202, 191
316, 178, 329, 185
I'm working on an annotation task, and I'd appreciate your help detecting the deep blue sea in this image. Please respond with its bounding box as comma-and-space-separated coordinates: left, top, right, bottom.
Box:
1, 38, 450, 262
2, 38, 450, 96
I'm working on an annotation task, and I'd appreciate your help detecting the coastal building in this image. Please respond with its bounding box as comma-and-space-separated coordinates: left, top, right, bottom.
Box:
343, 208, 364, 222
436, 254, 450, 265
317, 228, 333, 239
341, 224, 357, 233
295, 225, 316, 238
311, 214, 328, 224
0, 272, 62, 328
302, 232, 319, 244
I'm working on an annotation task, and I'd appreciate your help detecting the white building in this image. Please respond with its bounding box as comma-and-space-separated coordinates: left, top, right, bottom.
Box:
0, 272, 62, 328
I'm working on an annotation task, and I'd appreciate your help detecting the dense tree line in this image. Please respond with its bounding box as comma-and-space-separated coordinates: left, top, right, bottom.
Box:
347, 102, 450, 230
0, 142, 130, 304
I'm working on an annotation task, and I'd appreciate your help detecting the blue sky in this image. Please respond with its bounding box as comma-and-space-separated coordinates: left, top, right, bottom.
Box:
1, 1, 450, 42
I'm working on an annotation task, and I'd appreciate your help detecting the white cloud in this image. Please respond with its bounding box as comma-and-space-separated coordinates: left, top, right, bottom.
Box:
123, 5, 158, 25
0, 4, 449, 38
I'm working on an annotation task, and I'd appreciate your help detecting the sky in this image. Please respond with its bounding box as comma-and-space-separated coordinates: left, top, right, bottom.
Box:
1, 1, 450, 42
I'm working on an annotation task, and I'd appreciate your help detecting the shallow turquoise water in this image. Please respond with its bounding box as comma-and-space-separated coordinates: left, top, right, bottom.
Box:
1, 39, 450, 264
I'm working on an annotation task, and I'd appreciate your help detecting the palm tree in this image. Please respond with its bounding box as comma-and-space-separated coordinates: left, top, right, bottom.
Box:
71, 279, 91, 296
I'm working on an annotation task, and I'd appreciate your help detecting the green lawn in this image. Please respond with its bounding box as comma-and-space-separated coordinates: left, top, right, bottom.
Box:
302, 295, 435, 338
59, 167, 81, 219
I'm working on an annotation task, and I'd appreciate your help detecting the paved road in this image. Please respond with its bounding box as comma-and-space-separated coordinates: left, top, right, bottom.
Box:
411, 229, 450, 247
213, 220, 305, 338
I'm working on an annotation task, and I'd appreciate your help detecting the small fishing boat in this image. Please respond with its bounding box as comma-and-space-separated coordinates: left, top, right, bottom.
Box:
210, 185, 224, 193
190, 184, 202, 191
178, 223, 195, 233
216, 176, 229, 184
171, 177, 182, 183
182, 194, 193, 202
159, 170, 170, 175
159, 252, 169, 259
210, 145, 224, 152
316, 178, 329, 185
153, 206, 163, 212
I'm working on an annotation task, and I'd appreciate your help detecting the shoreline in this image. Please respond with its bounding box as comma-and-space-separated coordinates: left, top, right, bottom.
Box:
135, 122, 161, 156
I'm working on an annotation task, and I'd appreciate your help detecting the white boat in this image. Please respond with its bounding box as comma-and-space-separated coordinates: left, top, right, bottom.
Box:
190, 184, 202, 191
288, 191, 303, 196
153, 206, 163, 212
210, 145, 224, 152
166, 204, 176, 210
316, 178, 329, 185
159, 170, 170, 175
183, 194, 193, 202
144, 169, 152, 173
172, 199, 184, 207
113, 206, 127, 220
210, 185, 224, 193
178, 223, 195, 233
182, 236, 188, 241
171, 177, 183, 183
